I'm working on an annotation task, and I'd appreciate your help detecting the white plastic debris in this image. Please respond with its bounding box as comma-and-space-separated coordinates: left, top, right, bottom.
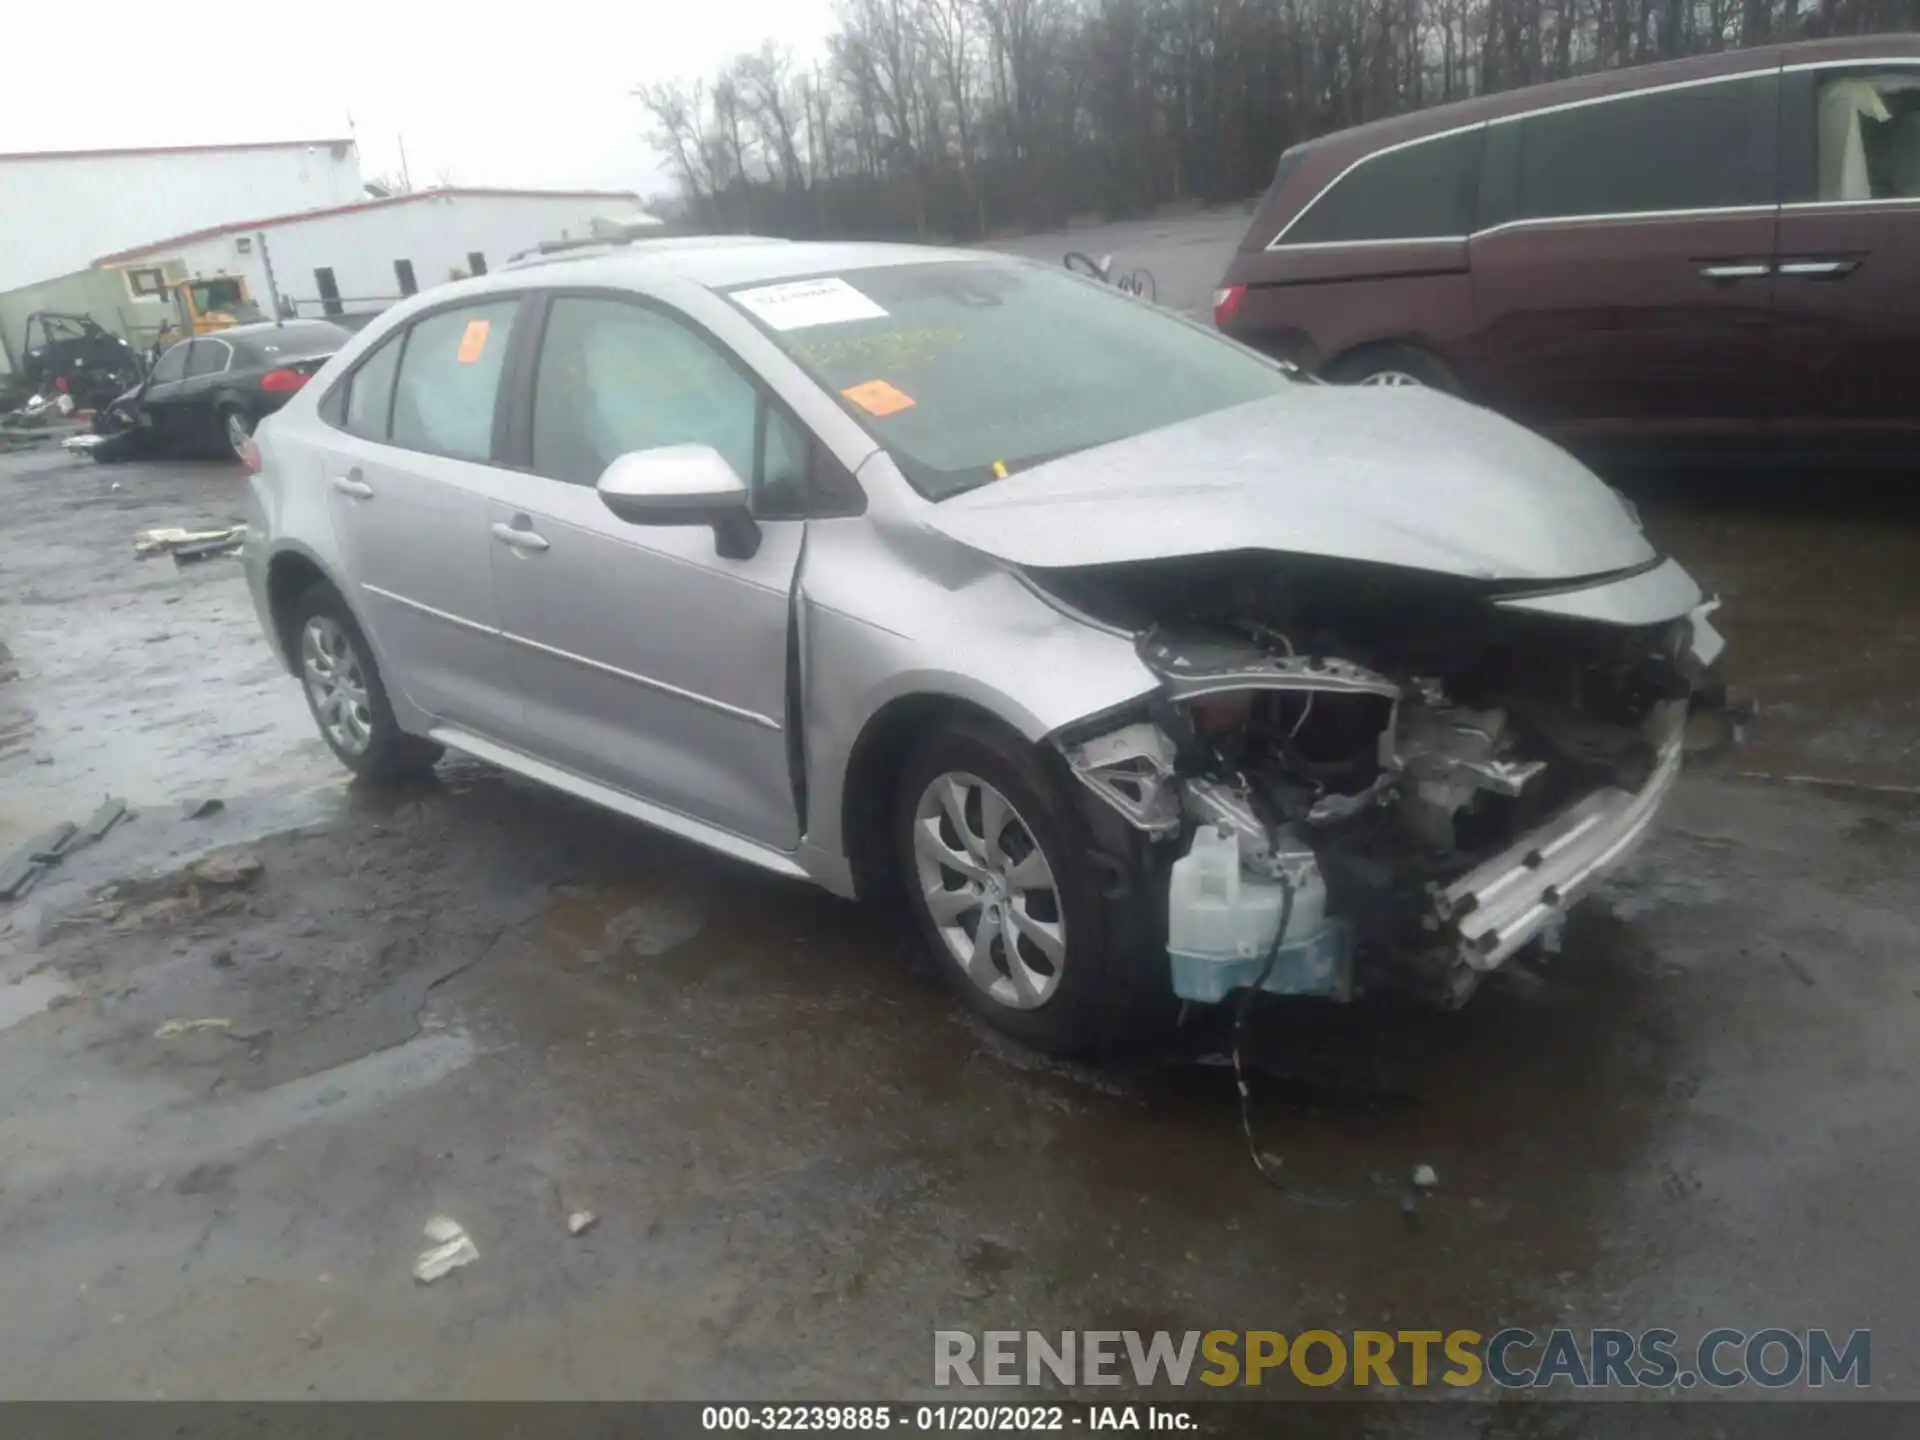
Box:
567, 1210, 597, 1236
154, 1017, 232, 1039
1411, 1163, 1439, 1190
414, 1215, 479, 1283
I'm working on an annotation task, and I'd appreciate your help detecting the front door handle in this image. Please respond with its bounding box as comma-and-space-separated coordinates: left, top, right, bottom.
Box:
1697, 262, 1771, 282
1776, 258, 1859, 280
490, 520, 550, 553
330, 470, 374, 500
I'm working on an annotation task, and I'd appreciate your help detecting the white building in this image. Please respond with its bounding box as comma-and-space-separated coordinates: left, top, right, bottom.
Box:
93, 188, 654, 323
0, 139, 364, 293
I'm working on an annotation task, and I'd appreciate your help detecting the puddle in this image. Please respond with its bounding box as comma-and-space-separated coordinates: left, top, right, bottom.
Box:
0, 973, 76, 1035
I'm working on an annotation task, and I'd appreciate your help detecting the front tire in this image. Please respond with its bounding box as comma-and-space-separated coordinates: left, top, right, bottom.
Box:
289, 581, 442, 781
894, 718, 1152, 1054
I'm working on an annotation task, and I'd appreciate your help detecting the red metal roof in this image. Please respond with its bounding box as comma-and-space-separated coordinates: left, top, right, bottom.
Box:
0, 137, 357, 163
92, 186, 647, 266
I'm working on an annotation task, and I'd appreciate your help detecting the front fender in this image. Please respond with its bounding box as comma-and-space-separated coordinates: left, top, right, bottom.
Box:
798, 519, 1158, 867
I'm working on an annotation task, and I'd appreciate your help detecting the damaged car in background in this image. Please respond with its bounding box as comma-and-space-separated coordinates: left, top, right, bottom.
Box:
240, 243, 1723, 1054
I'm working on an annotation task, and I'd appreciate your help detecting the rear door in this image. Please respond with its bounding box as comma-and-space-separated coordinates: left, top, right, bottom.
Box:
483, 291, 806, 849
1468, 67, 1781, 443
312, 297, 526, 737
140, 340, 194, 443
1769, 58, 1920, 448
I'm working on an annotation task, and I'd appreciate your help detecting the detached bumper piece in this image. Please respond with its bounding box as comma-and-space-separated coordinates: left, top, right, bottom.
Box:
1440, 734, 1684, 972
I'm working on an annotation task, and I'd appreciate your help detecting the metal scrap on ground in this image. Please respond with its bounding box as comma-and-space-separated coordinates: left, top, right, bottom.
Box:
414, 1216, 480, 1282
0, 798, 130, 902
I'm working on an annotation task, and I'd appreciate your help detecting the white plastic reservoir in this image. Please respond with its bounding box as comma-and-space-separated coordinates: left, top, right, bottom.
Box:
1166, 825, 1350, 1002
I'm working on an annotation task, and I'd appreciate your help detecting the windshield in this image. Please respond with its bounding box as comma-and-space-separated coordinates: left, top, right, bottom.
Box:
191, 279, 246, 312
722, 260, 1292, 500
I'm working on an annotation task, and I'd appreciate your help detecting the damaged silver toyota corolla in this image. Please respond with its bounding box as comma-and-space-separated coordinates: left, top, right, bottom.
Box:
243, 241, 1723, 1054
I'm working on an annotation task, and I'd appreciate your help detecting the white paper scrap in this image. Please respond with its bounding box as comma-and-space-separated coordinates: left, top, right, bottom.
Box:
730, 277, 888, 331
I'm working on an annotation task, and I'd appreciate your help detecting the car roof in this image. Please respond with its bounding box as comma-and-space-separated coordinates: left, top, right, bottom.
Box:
486, 236, 980, 295
212, 320, 350, 342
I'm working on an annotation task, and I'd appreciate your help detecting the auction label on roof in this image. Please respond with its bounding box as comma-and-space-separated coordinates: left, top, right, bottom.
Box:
731, 277, 887, 331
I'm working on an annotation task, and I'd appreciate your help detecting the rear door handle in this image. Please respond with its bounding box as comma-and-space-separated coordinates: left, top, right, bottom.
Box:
1776, 259, 1858, 280
1697, 262, 1772, 281
490, 520, 550, 553
330, 470, 374, 499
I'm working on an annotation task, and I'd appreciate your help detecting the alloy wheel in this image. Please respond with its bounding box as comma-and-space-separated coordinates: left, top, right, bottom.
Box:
912, 772, 1066, 1010
300, 615, 373, 756
226, 411, 253, 458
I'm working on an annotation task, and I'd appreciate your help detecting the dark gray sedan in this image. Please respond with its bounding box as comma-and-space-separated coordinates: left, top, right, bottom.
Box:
96, 320, 350, 462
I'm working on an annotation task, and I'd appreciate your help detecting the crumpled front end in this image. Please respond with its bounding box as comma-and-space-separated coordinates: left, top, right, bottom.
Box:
1041, 552, 1721, 1007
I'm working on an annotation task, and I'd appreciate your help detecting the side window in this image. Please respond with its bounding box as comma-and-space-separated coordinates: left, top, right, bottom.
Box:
344, 332, 404, 440
149, 343, 189, 383
530, 296, 758, 494
186, 341, 228, 378
1282, 127, 1483, 245
1516, 74, 1777, 221
1810, 69, 1920, 202
389, 300, 518, 461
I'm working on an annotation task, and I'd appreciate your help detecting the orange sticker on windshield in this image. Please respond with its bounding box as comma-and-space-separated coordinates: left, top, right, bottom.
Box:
456, 319, 491, 364
842, 378, 915, 417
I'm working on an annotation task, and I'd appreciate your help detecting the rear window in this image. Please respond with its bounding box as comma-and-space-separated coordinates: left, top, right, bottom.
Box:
722, 261, 1293, 501
1279, 127, 1483, 245
233, 324, 349, 365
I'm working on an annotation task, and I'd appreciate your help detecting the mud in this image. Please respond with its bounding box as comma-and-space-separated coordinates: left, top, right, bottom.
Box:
2, 259, 1919, 1405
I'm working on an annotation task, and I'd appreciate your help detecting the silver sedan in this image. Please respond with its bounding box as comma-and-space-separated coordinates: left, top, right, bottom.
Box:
241, 238, 1723, 1053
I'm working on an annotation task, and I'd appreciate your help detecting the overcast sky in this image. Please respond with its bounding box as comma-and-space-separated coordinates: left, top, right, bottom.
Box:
5, 0, 834, 199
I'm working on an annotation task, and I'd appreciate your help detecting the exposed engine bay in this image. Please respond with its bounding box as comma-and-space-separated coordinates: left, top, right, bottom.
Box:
1043, 553, 1713, 1005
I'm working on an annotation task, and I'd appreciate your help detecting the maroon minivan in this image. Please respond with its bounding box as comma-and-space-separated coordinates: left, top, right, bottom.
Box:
1214, 34, 1920, 458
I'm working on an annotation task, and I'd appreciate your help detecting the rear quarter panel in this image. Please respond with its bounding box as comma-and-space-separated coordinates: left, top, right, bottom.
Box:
1221, 241, 1474, 374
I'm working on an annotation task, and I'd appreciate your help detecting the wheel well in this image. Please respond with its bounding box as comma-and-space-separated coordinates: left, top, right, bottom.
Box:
839, 694, 1024, 902
1322, 338, 1460, 389
265, 551, 328, 673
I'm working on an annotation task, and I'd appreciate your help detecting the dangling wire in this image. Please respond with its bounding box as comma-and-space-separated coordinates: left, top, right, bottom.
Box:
1231, 851, 1294, 1191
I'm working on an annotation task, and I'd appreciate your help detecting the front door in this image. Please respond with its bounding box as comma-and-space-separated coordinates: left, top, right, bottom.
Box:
316, 297, 525, 736
1769, 61, 1920, 448
1468, 68, 1781, 444
486, 293, 806, 849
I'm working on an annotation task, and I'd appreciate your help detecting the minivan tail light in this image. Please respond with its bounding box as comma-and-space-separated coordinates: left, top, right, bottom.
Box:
260, 368, 306, 393
1212, 284, 1246, 328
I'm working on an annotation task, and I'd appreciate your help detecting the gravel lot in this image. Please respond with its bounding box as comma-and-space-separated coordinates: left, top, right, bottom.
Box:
0, 214, 1916, 1413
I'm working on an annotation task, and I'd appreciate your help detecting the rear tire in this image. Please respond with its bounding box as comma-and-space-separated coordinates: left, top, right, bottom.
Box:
219, 405, 254, 462
288, 581, 442, 781
1327, 343, 1459, 393
893, 717, 1156, 1055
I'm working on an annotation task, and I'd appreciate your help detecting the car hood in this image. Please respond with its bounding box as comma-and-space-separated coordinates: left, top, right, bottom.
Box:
923, 388, 1657, 583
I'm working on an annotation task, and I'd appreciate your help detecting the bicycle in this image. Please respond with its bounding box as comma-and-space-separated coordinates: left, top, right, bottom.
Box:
1063, 250, 1157, 303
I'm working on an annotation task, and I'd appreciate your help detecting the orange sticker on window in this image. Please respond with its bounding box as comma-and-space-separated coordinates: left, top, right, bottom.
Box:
841, 378, 915, 417
456, 318, 491, 364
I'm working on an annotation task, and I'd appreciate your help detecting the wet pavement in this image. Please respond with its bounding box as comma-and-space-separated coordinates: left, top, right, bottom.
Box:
1, 243, 1918, 1410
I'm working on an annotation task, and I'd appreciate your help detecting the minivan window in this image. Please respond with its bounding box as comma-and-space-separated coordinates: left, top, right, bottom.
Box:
530, 296, 761, 491
1813, 70, 1920, 200
1514, 73, 1778, 221
389, 300, 518, 461
1281, 126, 1483, 244
344, 332, 404, 440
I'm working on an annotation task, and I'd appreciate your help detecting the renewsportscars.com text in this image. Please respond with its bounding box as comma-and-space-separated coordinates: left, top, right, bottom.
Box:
933, 1328, 1871, 1390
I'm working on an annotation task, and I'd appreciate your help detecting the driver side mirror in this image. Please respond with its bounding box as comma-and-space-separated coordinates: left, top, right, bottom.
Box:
595, 445, 761, 560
